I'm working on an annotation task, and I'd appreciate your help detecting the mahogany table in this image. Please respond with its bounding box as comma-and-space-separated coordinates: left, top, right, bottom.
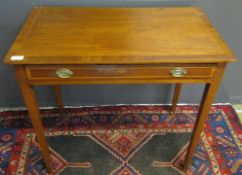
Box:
4, 7, 236, 173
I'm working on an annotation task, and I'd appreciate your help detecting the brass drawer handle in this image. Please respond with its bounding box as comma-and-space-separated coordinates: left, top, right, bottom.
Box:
55, 69, 73, 78
170, 68, 187, 77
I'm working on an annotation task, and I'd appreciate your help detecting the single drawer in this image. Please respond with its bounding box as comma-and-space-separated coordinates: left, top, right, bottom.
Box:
25, 65, 215, 81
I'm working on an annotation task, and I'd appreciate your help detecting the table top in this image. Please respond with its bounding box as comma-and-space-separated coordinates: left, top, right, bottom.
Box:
4, 7, 236, 65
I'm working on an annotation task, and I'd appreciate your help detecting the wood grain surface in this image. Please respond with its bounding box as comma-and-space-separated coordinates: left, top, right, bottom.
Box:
4, 7, 236, 64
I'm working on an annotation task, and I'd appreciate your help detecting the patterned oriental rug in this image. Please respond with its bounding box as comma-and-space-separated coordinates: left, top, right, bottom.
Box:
0, 105, 241, 175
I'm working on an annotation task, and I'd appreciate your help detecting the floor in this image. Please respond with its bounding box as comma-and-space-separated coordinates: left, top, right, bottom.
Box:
1, 104, 241, 175
232, 104, 242, 122
0, 104, 241, 122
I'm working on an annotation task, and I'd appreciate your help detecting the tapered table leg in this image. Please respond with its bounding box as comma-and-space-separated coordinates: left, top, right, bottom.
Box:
171, 83, 182, 115
14, 66, 52, 173
183, 63, 227, 171
53, 85, 64, 113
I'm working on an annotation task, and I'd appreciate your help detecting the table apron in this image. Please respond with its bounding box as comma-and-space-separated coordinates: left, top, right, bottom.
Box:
24, 64, 217, 85
24, 64, 218, 85
26, 78, 212, 85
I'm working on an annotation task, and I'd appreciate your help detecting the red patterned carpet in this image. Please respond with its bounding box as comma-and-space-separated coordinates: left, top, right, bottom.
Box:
0, 105, 241, 175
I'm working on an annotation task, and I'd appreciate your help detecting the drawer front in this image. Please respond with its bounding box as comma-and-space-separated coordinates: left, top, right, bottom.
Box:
25, 65, 215, 82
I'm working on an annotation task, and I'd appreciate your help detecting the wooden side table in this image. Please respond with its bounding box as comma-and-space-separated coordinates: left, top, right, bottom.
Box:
4, 7, 236, 173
